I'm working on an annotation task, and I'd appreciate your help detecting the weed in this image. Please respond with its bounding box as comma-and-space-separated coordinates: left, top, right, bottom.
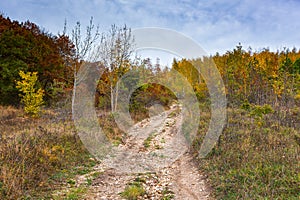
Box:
120, 182, 146, 200
143, 133, 155, 148
66, 179, 76, 185
161, 187, 175, 200
64, 187, 87, 200
86, 178, 92, 186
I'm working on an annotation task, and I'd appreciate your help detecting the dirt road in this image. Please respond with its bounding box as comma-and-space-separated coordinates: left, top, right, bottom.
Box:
82, 104, 211, 199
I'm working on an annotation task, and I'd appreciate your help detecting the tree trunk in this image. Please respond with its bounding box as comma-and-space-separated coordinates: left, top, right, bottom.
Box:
114, 81, 119, 112
111, 84, 114, 112
72, 70, 77, 120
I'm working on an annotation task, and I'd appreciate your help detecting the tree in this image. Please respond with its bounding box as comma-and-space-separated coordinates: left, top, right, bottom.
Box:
16, 71, 44, 117
0, 14, 74, 105
70, 17, 100, 114
98, 24, 134, 112
0, 29, 29, 104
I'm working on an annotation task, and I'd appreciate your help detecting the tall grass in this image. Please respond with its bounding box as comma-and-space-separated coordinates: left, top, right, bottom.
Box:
0, 106, 90, 199
194, 105, 300, 199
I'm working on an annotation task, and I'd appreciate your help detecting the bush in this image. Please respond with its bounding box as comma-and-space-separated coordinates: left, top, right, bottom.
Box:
16, 71, 44, 117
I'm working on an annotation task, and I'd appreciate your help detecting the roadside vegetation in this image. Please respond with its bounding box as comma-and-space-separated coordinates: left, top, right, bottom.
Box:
0, 104, 96, 199
191, 46, 300, 199
120, 180, 146, 200
194, 105, 299, 199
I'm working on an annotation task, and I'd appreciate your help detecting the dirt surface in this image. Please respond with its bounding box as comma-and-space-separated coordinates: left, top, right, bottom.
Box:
81, 104, 211, 199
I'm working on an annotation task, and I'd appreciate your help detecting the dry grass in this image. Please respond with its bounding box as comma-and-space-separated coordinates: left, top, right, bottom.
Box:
0, 103, 128, 199
1, 99, 298, 199
194, 105, 300, 199
0, 105, 91, 199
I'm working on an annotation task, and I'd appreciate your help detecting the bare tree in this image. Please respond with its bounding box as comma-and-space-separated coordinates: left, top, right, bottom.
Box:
71, 17, 100, 115
98, 24, 134, 112
70, 21, 134, 113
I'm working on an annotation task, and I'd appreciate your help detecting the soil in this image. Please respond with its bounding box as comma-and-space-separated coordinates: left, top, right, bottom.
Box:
81, 104, 212, 199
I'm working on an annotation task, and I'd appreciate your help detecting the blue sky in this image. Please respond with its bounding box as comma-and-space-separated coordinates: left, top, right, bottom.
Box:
1, 0, 300, 56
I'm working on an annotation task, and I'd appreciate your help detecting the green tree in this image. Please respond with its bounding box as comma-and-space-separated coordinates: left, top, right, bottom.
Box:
0, 29, 30, 104
0, 14, 75, 105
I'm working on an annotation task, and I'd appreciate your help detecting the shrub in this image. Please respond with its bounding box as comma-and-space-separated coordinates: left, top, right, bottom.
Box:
250, 104, 274, 117
16, 71, 44, 117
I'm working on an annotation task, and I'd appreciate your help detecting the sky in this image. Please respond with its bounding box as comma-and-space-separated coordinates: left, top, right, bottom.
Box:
1, 0, 300, 62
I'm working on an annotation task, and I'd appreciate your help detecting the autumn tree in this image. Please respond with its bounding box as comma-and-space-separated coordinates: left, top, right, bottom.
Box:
97, 24, 134, 112
16, 71, 44, 117
0, 14, 75, 105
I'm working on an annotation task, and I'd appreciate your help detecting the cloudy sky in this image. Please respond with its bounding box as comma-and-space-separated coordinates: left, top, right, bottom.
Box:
1, 0, 300, 56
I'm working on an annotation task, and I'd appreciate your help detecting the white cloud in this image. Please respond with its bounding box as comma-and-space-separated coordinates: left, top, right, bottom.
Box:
1, 0, 299, 54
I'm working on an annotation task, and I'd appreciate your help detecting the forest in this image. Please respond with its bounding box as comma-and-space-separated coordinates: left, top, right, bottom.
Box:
0, 14, 299, 199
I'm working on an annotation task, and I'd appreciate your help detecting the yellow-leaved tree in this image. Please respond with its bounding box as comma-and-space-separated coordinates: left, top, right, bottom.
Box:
16, 71, 44, 117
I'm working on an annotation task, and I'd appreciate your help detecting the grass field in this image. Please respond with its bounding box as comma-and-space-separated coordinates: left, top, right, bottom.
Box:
194, 104, 300, 199
0, 105, 96, 199
0, 101, 299, 199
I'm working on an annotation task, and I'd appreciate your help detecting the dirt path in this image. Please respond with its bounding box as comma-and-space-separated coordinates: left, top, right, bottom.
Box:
81, 104, 211, 199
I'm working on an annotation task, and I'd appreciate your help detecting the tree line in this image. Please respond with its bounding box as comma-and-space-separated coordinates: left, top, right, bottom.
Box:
173, 45, 300, 108
1, 14, 299, 115
0, 14, 75, 104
